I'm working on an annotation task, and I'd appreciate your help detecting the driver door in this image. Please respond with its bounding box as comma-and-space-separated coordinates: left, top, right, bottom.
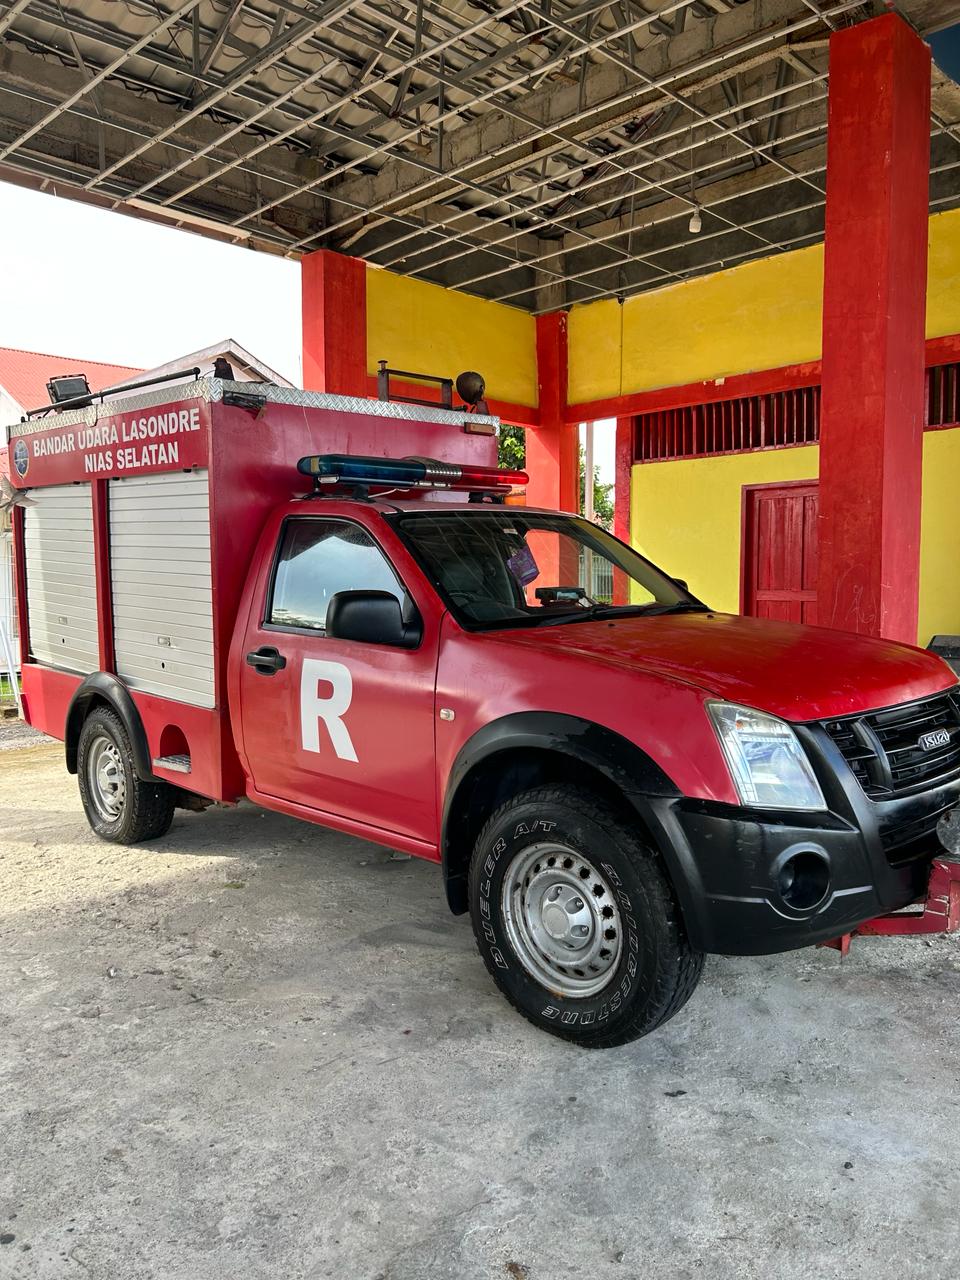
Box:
237, 515, 438, 844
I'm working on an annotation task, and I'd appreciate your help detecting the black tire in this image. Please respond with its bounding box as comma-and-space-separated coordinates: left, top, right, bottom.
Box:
468, 785, 704, 1049
77, 706, 175, 844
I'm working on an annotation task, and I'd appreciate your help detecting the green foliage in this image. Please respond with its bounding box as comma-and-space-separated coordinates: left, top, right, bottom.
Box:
497, 424, 614, 529
497, 423, 526, 470
580, 445, 614, 529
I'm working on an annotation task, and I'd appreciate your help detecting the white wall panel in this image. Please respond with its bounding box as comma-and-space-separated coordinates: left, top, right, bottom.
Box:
24, 484, 98, 673
109, 470, 215, 708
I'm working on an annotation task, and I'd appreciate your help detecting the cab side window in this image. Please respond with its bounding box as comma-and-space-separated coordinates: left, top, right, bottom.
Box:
268, 519, 404, 631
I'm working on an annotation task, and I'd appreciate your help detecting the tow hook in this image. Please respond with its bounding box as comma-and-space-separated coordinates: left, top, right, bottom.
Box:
820, 856, 960, 957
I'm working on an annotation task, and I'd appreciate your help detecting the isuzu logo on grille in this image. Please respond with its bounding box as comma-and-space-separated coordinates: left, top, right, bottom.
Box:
919, 728, 951, 751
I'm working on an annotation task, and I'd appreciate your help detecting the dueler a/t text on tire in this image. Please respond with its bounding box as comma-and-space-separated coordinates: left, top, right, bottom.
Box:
77, 706, 175, 844
468, 786, 704, 1048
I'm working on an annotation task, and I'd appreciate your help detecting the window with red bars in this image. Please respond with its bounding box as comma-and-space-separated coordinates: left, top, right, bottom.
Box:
927, 361, 960, 428
632, 361, 960, 463
634, 386, 821, 462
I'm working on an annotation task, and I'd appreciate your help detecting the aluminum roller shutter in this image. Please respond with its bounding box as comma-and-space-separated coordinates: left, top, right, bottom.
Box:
24, 483, 99, 673
109, 470, 215, 708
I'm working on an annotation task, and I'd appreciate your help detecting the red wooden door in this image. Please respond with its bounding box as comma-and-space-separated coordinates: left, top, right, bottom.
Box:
742, 481, 819, 624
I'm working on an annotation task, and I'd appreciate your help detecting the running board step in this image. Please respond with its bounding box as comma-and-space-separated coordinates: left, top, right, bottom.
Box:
152, 754, 191, 774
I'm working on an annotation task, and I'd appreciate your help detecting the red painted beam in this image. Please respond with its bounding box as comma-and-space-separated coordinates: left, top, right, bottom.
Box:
817, 14, 931, 643
301, 249, 367, 397
568, 361, 823, 425
527, 311, 578, 512
569, 335, 960, 430
924, 333, 960, 368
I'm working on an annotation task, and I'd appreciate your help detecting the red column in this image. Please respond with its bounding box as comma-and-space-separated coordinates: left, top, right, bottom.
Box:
301, 249, 367, 396
614, 417, 633, 545
612, 416, 634, 603
818, 14, 930, 643
526, 311, 578, 512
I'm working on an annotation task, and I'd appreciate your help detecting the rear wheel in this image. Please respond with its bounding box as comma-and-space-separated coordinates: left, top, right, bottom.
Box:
468, 785, 704, 1048
77, 707, 175, 843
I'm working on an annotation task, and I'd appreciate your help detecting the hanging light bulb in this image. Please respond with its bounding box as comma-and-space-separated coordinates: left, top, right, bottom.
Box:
686, 125, 702, 236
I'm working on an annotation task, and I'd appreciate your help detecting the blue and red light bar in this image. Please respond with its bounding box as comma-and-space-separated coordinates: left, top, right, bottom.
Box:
297, 453, 528, 493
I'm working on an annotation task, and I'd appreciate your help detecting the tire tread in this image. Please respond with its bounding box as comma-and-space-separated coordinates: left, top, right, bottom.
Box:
469, 784, 704, 1049
78, 706, 175, 844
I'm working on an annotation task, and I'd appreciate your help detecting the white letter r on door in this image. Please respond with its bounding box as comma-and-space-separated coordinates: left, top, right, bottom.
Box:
300, 659, 358, 762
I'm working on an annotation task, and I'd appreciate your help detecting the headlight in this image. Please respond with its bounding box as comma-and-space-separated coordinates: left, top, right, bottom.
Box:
708, 702, 826, 810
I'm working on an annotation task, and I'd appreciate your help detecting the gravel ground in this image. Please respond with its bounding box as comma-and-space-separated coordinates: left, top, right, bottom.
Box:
2, 739, 960, 1280
0, 718, 51, 751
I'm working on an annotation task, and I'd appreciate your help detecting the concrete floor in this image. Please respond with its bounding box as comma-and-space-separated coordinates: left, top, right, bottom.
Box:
2, 739, 960, 1280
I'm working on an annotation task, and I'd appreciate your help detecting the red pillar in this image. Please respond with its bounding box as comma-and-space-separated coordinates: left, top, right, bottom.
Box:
301, 249, 367, 396
526, 311, 578, 512
818, 14, 930, 643
614, 417, 633, 545
612, 416, 634, 603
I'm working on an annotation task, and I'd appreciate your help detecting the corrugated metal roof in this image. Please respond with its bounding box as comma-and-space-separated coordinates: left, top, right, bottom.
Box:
0, 346, 144, 416
3, 0, 927, 311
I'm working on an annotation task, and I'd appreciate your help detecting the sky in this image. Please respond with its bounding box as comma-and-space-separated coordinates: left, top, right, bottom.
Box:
0, 179, 616, 482
0, 181, 302, 384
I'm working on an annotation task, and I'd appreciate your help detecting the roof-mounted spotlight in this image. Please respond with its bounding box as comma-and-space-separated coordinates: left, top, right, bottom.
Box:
46, 374, 92, 407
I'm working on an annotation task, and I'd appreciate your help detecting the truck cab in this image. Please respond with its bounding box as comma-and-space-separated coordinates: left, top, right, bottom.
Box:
8, 379, 960, 1049
222, 484, 960, 1045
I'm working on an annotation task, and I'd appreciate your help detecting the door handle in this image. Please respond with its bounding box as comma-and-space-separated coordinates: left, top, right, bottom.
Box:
245, 645, 287, 675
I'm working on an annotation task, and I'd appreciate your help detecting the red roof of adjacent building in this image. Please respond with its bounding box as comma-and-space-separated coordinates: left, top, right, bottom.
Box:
0, 346, 144, 414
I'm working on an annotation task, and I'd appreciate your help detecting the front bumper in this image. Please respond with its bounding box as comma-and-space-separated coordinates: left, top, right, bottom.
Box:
634, 723, 960, 956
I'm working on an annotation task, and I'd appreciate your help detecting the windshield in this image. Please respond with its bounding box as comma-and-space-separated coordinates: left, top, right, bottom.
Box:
392, 509, 706, 630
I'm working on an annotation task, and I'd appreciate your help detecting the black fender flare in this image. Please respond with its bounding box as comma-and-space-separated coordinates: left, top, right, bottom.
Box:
440, 712, 705, 926
65, 672, 154, 781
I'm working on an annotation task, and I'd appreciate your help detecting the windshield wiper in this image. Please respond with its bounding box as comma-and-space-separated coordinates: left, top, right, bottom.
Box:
576, 601, 709, 619
625, 601, 710, 617
531, 601, 708, 627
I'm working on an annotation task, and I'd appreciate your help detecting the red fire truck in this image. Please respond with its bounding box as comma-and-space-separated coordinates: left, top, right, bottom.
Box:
6, 374, 960, 1048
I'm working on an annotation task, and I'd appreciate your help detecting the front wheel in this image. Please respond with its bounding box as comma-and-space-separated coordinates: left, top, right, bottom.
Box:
77, 706, 175, 843
468, 786, 704, 1048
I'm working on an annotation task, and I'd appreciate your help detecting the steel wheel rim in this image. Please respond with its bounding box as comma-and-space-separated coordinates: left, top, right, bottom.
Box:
86, 734, 126, 822
501, 842, 624, 999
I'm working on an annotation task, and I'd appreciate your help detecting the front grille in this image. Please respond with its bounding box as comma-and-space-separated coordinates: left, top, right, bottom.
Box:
822, 689, 960, 800
878, 798, 957, 865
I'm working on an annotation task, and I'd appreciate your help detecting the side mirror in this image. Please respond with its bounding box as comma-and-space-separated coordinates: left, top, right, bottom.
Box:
326, 590, 422, 649
672, 577, 689, 593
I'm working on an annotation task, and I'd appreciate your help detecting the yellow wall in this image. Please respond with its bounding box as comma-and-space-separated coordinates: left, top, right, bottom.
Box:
630, 431, 960, 643
571, 207, 960, 405
920, 428, 960, 644
360, 206, 960, 412
570, 248, 825, 405
365, 267, 538, 408
927, 210, 960, 340
631, 446, 820, 613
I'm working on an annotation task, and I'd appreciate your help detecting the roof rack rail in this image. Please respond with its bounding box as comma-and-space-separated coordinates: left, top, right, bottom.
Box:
25, 365, 203, 419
